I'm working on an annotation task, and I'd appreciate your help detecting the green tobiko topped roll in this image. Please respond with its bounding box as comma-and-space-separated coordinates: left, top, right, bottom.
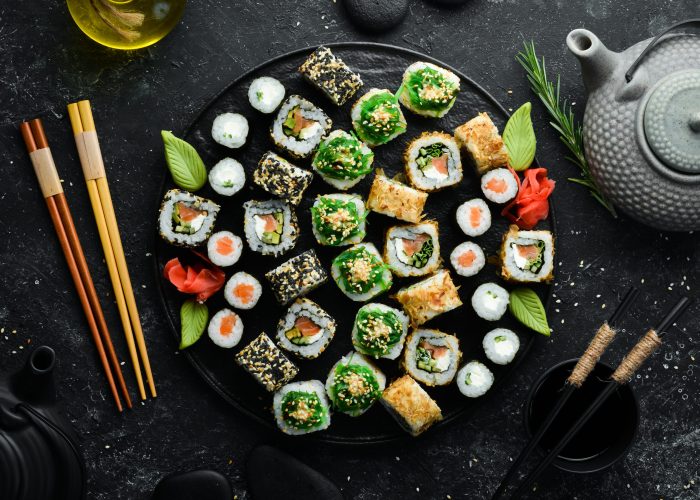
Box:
311, 130, 374, 190
351, 88, 407, 147
399, 61, 460, 118
352, 303, 409, 360
330, 243, 392, 301
325, 352, 386, 416
311, 193, 367, 246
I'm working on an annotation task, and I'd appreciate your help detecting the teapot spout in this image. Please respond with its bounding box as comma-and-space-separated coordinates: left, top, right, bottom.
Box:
567, 29, 620, 93
10, 346, 56, 406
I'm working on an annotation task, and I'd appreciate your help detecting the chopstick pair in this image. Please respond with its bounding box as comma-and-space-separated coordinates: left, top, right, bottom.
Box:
493, 292, 692, 499
67, 100, 156, 401
20, 119, 131, 412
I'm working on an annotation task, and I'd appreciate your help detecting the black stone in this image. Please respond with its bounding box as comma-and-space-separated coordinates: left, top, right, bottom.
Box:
426, 0, 471, 6
246, 445, 343, 500
152, 470, 232, 500
343, 0, 409, 33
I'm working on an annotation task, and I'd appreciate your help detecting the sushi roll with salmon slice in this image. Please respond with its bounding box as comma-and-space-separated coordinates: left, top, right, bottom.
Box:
270, 95, 332, 159
276, 299, 336, 359
398, 62, 460, 118
404, 132, 462, 191
207, 309, 243, 348
384, 221, 441, 278
500, 225, 555, 283
394, 270, 462, 326
450, 241, 485, 277
224, 272, 262, 310
481, 168, 518, 204
352, 303, 409, 360
273, 380, 331, 435
403, 329, 461, 386
455, 198, 491, 237
207, 231, 243, 267
325, 352, 385, 417
243, 199, 299, 257
159, 189, 220, 247
331, 243, 392, 301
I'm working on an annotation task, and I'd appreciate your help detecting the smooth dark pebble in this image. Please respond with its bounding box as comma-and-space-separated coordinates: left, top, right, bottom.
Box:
152, 470, 232, 500
343, 0, 409, 33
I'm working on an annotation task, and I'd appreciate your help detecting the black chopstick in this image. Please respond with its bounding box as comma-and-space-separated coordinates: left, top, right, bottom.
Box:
491, 286, 639, 500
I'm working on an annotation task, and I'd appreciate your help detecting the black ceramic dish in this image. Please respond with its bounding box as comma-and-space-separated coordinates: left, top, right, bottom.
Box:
524, 358, 639, 473
154, 42, 555, 444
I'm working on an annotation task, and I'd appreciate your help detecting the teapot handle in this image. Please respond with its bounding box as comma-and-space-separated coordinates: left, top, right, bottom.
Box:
626, 18, 700, 82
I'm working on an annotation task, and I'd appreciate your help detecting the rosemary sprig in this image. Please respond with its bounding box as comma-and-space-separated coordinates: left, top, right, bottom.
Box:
516, 41, 617, 216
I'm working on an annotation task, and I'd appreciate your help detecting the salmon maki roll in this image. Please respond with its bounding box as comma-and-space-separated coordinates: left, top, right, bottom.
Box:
207, 231, 243, 267
224, 272, 262, 310
456, 198, 491, 237
207, 308, 243, 348
481, 168, 518, 204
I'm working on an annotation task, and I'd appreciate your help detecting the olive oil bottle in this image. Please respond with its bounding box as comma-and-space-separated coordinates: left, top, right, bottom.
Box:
67, 0, 186, 50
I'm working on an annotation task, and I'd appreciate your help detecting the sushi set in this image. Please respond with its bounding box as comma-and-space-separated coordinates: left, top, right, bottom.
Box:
154, 43, 556, 442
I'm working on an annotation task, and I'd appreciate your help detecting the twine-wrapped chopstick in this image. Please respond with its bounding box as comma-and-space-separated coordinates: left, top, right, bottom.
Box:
67, 100, 156, 399
19, 118, 131, 411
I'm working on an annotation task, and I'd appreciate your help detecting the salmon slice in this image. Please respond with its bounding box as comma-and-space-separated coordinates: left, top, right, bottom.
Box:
517, 244, 540, 260
431, 154, 449, 175
234, 283, 255, 304
220, 314, 237, 336
259, 214, 279, 232
420, 340, 449, 359
295, 316, 321, 336
486, 178, 508, 194
458, 249, 476, 267
292, 108, 315, 135
401, 234, 429, 256
470, 206, 482, 228
177, 203, 202, 222
216, 236, 235, 256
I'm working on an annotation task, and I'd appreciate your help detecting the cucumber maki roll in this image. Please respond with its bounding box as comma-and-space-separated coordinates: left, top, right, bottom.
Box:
331, 243, 392, 301
351, 88, 407, 147
384, 220, 441, 278
404, 132, 463, 191
243, 199, 299, 256
398, 62, 460, 118
352, 303, 409, 360
311, 130, 374, 190
158, 189, 219, 247
325, 352, 385, 417
457, 361, 494, 398
271, 95, 332, 159
276, 298, 336, 359
483, 328, 520, 365
403, 328, 461, 386
273, 380, 331, 435
310, 193, 367, 246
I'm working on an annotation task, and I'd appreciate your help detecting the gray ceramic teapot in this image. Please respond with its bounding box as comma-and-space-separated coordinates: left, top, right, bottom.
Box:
567, 19, 700, 231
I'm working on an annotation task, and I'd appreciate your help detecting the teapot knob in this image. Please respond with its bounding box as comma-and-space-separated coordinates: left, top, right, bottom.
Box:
689, 112, 700, 133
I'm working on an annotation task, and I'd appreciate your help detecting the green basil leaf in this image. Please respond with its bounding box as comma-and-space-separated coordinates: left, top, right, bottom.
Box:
179, 299, 208, 349
162, 130, 207, 191
508, 287, 550, 336
503, 102, 536, 171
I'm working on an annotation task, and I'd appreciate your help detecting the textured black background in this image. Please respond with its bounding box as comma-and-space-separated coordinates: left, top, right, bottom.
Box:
0, 1, 698, 499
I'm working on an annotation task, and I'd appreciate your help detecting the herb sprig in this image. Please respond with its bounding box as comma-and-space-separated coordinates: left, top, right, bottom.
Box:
516, 42, 617, 216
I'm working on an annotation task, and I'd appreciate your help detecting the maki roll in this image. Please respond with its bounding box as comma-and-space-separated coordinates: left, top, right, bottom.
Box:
248, 76, 285, 114
450, 241, 485, 277
235, 332, 298, 392
253, 152, 313, 206
403, 329, 460, 386
311, 130, 374, 190
351, 88, 407, 147
404, 132, 462, 191
455, 198, 491, 237
483, 328, 520, 365
457, 361, 494, 398
207, 308, 243, 348
471, 282, 509, 321
265, 250, 328, 305
481, 168, 518, 204
273, 380, 331, 435
207, 231, 243, 267
298, 46, 363, 106
366, 169, 428, 224
158, 189, 219, 247
310, 193, 367, 246
271, 95, 332, 159
381, 375, 442, 436
212, 112, 249, 149
325, 352, 385, 417
454, 112, 509, 175
384, 221, 441, 278
352, 303, 409, 360
331, 243, 392, 302
243, 199, 299, 256
224, 272, 262, 310
209, 158, 245, 196
394, 270, 462, 326
500, 225, 554, 283
276, 298, 336, 359
398, 61, 460, 118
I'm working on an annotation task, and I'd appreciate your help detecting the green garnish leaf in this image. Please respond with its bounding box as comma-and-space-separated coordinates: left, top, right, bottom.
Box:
162, 130, 207, 191
503, 102, 536, 171
179, 299, 208, 349
509, 287, 550, 336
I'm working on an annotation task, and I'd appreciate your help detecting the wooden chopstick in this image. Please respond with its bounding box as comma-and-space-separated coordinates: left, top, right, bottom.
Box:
68, 100, 156, 398
19, 118, 130, 411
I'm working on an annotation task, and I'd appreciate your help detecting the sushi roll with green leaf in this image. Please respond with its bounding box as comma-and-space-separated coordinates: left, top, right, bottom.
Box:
398, 62, 460, 118
158, 189, 219, 247
325, 352, 385, 417
270, 95, 332, 159
404, 132, 462, 191
457, 361, 494, 398
352, 303, 409, 360
310, 193, 367, 246
273, 380, 331, 435
384, 220, 441, 278
351, 88, 407, 147
403, 329, 461, 386
311, 130, 374, 190
243, 199, 299, 256
331, 243, 392, 301
276, 298, 336, 359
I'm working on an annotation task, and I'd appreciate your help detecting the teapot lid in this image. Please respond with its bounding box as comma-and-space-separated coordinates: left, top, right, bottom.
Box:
643, 69, 700, 175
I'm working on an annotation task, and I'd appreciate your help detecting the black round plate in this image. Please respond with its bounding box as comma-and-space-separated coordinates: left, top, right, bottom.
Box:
154, 42, 554, 444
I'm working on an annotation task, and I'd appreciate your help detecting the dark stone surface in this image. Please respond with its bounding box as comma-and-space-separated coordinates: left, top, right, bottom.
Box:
0, 1, 697, 499
152, 469, 232, 500
343, 0, 409, 33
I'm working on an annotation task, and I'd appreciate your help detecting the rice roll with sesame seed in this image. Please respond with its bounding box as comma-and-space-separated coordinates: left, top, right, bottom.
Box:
398, 61, 460, 118
331, 243, 392, 302
500, 225, 555, 283
265, 250, 328, 306
224, 272, 262, 310
450, 241, 485, 277
298, 46, 363, 106
351, 88, 407, 147
483, 328, 520, 365
270, 95, 332, 159
384, 220, 441, 278
471, 282, 509, 321
248, 76, 286, 114
404, 132, 462, 191
352, 303, 409, 360
457, 361, 494, 398
325, 352, 385, 417
158, 189, 219, 247
212, 112, 249, 149
208, 158, 246, 196
481, 168, 518, 204
236, 332, 299, 392
456, 198, 491, 237
276, 298, 336, 359
273, 380, 331, 435
311, 130, 374, 190
402, 329, 460, 386
253, 152, 313, 206
207, 308, 243, 348
311, 193, 367, 246
243, 199, 299, 256
207, 231, 243, 267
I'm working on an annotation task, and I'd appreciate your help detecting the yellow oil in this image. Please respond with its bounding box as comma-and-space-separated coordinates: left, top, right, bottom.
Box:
67, 0, 186, 50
